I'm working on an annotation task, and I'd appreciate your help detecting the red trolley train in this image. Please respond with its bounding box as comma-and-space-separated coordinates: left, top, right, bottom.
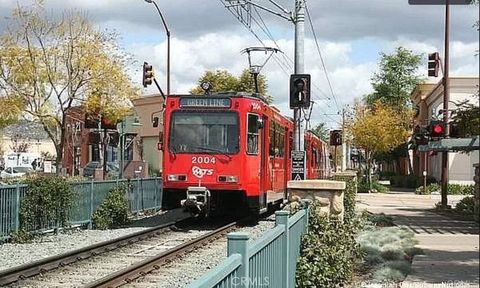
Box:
160, 92, 330, 217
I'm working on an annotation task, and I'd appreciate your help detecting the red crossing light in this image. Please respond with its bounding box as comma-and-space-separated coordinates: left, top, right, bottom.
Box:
433, 124, 443, 134
429, 120, 445, 138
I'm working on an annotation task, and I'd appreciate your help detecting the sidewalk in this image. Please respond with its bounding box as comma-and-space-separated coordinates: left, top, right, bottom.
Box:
357, 192, 479, 288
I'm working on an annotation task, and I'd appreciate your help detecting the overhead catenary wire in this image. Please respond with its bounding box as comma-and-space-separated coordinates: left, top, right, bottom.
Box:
304, 2, 341, 113
219, 0, 339, 121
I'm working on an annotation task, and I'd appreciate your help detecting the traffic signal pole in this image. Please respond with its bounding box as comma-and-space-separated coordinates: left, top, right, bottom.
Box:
441, 1, 450, 208
294, 0, 305, 153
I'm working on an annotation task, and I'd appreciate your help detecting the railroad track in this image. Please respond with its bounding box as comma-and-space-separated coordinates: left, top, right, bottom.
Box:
0, 218, 236, 288
84, 221, 237, 288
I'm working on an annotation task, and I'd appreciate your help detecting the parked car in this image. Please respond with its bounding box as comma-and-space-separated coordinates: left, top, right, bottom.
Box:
83, 161, 119, 178
0, 166, 33, 179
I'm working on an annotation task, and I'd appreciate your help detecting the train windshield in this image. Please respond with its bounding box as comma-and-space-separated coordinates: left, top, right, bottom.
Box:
169, 111, 239, 154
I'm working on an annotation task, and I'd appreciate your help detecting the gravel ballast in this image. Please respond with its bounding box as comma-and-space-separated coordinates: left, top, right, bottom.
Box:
128, 216, 277, 288
0, 227, 148, 272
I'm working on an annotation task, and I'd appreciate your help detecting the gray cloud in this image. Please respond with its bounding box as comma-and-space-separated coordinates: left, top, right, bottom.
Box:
1, 0, 477, 43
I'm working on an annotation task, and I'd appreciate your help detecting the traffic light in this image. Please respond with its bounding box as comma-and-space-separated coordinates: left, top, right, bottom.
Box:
329, 130, 342, 146
289, 74, 311, 109
143, 62, 154, 87
428, 52, 440, 77
413, 125, 429, 145
429, 120, 446, 139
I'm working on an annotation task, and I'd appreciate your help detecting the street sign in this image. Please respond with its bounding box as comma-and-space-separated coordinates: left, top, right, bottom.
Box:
291, 150, 305, 181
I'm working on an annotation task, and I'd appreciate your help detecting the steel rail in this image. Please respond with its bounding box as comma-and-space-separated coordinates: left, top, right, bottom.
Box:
84, 221, 238, 288
0, 220, 187, 287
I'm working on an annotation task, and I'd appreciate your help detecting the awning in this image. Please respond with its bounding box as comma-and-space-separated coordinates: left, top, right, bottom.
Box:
418, 137, 479, 152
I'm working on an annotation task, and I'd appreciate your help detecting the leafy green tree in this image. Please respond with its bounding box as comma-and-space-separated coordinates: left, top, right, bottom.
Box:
366, 47, 422, 109
451, 94, 480, 137
191, 69, 270, 102
310, 123, 329, 142
365, 47, 422, 174
0, 3, 138, 171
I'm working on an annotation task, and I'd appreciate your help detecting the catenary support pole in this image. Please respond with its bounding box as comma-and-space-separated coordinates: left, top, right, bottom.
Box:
294, 0, 305, 155
441, 0, 450, 207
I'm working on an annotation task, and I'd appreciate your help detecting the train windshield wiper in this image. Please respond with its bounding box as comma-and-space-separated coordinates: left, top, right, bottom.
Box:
192, 146, 232, 159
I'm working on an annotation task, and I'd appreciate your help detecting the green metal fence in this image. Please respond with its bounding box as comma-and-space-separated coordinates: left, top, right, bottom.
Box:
188, 209, 308, 288
0, 178, 162, 241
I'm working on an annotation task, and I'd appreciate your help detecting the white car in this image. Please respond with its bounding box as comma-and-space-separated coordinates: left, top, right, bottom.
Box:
0, 166, 33, 179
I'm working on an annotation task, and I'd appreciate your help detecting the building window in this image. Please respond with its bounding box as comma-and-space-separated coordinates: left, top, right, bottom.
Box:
124, 134, 135, 161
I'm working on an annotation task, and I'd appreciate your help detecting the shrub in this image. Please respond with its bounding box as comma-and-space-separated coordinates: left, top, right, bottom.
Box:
379, 171, 396, 180
92, 184, 130, 229
366, 213, 394, 227
415, 183, 441, 195
358, 180, 388, 193
296, 201, 364, 287
448, 184, 475, 195
415, 183, 474, 195
331, 174, 357, 221
391, 175, 436, 189
455, 196, 475, 215
372, 181, 389, 193
18, 176, 75, 239
372, 266, 406, 283
357, 226, 421, 283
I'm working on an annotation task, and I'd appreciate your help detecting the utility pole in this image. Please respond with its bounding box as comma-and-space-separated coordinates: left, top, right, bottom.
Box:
441, 0, 450, 208
222, 0, 307, 178
294, 0, 305, 153
144, 0, 171, 96
341, 107, 346, 171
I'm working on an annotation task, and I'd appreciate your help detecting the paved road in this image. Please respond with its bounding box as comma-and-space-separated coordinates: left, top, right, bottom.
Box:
357, 192, 479, 288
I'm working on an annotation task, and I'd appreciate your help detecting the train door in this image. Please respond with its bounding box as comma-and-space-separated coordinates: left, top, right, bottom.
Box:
259, 115, 269, 209
247, 113, 266, 211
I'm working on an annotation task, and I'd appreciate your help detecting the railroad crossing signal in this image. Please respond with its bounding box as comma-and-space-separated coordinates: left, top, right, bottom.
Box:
429, 120, 446, 139
143, 62, 154, 87
289, 74, 311, 109
329, 130, 342, 146
428, 52, 440, 77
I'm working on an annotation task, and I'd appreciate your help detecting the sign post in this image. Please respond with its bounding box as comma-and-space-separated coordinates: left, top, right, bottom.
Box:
291, 151, 305, 181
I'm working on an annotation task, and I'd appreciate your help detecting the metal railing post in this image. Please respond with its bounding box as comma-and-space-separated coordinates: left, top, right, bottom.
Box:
153, 178, 158, 212
276, 210, 290, 288
89, 179, 94, 229
304, 206, 310, 233
227, 232, 250, 288
15, 184, 20, 233
140, 178, 144, 212
158, 177, 163, 210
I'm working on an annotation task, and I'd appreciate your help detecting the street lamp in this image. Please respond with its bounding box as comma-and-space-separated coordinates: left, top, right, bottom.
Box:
144, 0, 171, 96
119, 118, 142, 179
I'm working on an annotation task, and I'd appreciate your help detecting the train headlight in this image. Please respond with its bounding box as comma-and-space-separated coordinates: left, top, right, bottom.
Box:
168, 174, 187, 181
218, 175, 238, 183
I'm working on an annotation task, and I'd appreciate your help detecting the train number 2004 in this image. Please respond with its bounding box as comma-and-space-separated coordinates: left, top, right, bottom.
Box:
192, 156, 216, 164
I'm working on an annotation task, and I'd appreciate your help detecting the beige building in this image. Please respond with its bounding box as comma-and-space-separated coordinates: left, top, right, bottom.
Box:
132, 94, 165, 174
411, 77, 479, 185
1, 122, 56, 159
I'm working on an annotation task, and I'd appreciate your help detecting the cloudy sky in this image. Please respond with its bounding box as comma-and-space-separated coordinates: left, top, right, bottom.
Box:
1, 0, 478, 128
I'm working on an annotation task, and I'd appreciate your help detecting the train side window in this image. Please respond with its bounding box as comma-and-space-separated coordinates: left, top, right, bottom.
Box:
312, 147, 318, 166
269, 122, 276, 157
247, 114, 259, 154
276, 126, 285, 158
